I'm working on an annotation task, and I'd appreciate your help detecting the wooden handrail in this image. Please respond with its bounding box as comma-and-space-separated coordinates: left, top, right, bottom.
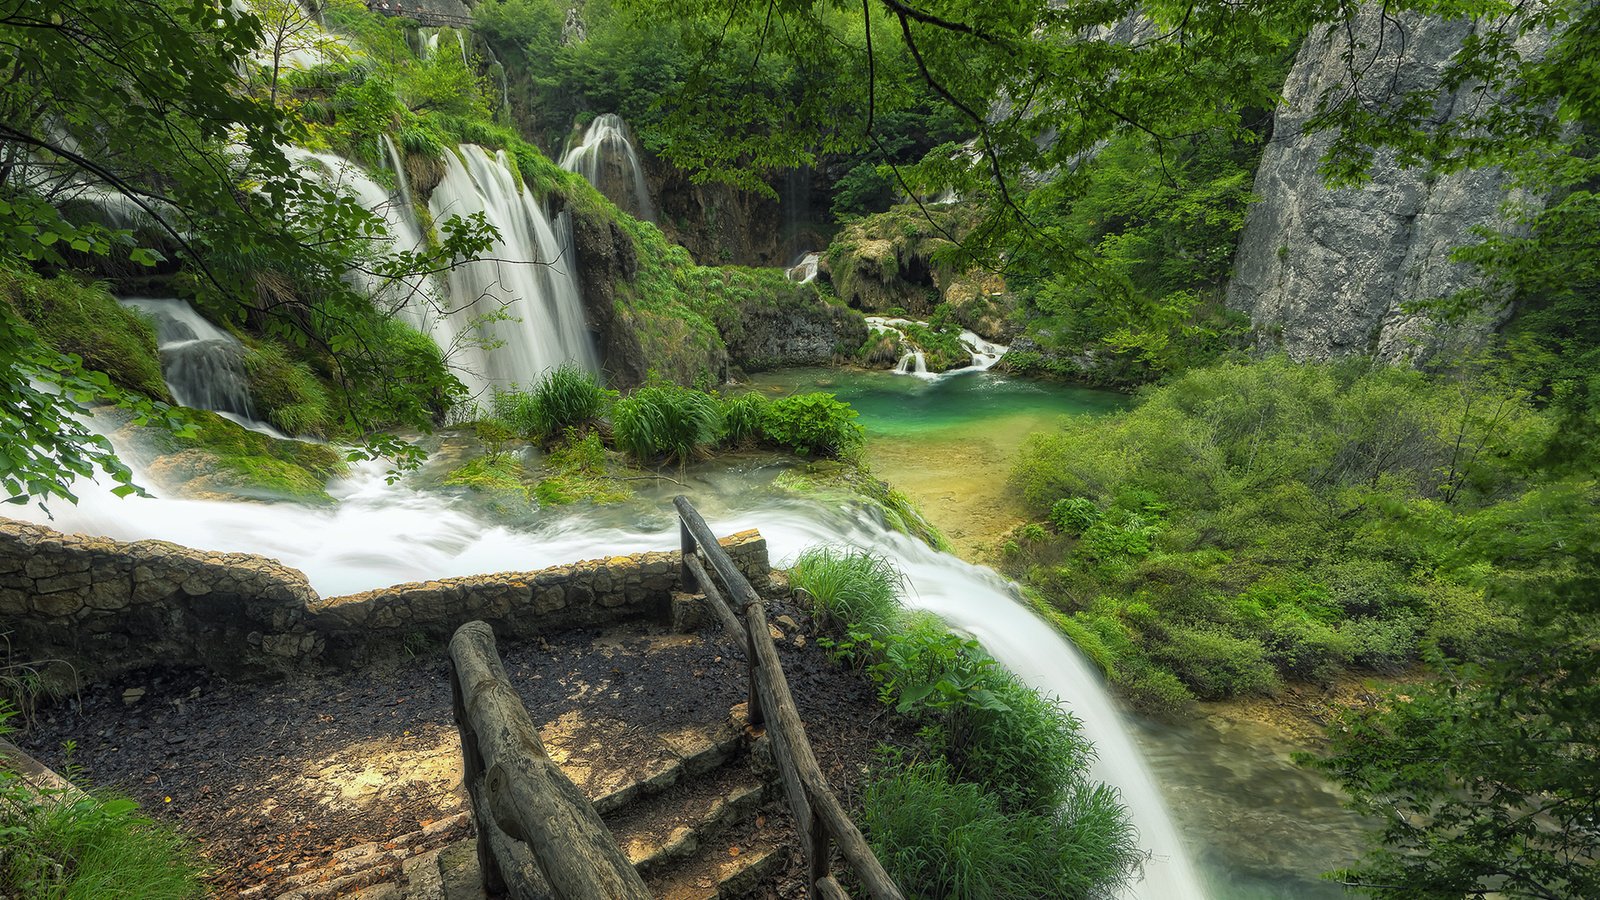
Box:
673, 495, 905, 900
450, 621, 651, 900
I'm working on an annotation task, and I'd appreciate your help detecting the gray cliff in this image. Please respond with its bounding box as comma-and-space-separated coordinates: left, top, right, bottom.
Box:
1227, 8, 1547, 362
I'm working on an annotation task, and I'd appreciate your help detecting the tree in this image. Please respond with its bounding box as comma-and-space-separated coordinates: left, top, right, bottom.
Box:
0, 0, 491, 507
1308, 480, 1600, 898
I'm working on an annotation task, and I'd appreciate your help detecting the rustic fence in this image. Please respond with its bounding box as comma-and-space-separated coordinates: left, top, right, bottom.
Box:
674, 495, 905, 900
449, 620, 650, 899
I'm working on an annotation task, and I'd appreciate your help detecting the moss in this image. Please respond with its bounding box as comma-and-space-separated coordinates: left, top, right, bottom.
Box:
825, 204, 982, 313
1, 270, 170, 401
533, 431, 632, 505
123, 407, 346, 504
445, 454, 528, 495
243, 339, 334, 438
775, 459, 953, 553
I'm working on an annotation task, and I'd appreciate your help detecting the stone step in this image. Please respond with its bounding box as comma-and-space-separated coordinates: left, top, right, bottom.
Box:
604, 757, 770, 874
259, 814, 471, 900
646, 823, 787, 900
542, 703, 750, 816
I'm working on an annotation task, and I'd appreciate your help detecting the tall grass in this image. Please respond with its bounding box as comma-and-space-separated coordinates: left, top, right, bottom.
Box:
492, 364, 609, 440
787, 546, 902, 641
611, 383, 722, 464
718, 391, 769, 447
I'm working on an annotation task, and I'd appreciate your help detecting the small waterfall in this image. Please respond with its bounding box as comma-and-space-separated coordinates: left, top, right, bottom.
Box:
430, 144, 599, 392
119, 297, 265, 429
560, 114, 657, 223
868, 315, 1010, 379
894, 350, 928, 376
785, 252, 820, 284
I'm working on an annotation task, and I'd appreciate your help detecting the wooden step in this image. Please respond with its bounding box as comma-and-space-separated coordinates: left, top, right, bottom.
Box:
605, 758, 769, 874
645, 808, 788, 900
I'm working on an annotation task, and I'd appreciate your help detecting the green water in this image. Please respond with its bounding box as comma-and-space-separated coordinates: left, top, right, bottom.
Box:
742, 366, 1127, 438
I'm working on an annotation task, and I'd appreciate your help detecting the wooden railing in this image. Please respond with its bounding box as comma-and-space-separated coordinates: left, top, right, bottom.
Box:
674, 496, 905, 900
449, 620, 651, 900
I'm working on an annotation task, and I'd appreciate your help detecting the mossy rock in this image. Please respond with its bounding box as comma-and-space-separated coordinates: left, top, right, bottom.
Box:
775, 459, 952, 553
119, 408, 346, 504
825, 204, 982, 314
1, 269, 170, 401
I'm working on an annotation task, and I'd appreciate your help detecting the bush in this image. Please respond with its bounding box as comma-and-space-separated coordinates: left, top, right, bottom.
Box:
492, 364, 609, 440
611, 382, 722, 464
788, 546, 902, 643
1151, 625, 1279, 700
763, 392, 864, 457
862, 757, 1135, 900
1050, 497, 1102, 534
718, 391, 768, 447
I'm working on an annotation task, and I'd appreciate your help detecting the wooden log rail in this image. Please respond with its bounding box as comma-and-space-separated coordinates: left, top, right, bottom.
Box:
674, 495, 906, 900
449, 620, 651, 900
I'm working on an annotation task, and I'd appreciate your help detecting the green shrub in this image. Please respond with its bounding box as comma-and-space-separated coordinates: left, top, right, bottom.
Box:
1343, 615, 1420, 673
718, 391, 769, 447
492, 364, 609, 440
1262, 610, 1352, 685
1050, 497, 1102, 534
1116, 665, 1195, 717
611, 382, 723, 464
763, 392, 864, 457
1151, 625, 1279, 700
244, 340, 332, 437
788, 546, 902, 643
952, 674, 1096, 814
862, 757, 1135, 900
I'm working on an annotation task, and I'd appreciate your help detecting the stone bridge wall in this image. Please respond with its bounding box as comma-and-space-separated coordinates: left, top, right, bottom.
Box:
0, 520, 767, 686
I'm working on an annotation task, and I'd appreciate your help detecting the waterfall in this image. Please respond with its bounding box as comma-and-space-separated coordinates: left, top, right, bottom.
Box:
430, 144, 599, 392
785, 252, 820, 284
894, 350, 928, 376
560, 114, 657, 223
120, 297, 257, 422
868, 315, 1010, 379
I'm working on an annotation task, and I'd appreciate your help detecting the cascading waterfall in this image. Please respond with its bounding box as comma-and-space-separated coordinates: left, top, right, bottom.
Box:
785, 251, 820, 284
119, 297, 269, 431
867, 315, 1009, 378
429, 144, 599, 392
560, 114, 657, 223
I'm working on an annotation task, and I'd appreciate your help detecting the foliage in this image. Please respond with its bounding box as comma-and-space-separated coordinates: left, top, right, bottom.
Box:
861, 756, 1135, 900
534, 430, 631, 505
610, 381, 722, 464
0, 706, 207, 898
1008, 357, 1553, 710
1309, 480, 1600, 898
789, 546, 903, 645
790, 544, 1138, 896
762, 392, 864, 458
491, 365, 611, 441
243, 340, 333, 438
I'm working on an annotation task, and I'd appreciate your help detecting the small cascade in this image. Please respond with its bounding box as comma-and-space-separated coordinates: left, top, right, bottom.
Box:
894, 350, 928, 376
785, 252, 820, 284
868, 315, 1010, 379
560, 114, 656, 223
120, 297, 258, 424
430, 144, 599, 392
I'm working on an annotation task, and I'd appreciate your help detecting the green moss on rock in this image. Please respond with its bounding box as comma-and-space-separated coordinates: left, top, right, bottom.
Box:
1, 270, 170, 401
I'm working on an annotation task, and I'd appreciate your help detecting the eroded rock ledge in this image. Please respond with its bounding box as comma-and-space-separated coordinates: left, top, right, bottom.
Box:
0, 519, 767, 685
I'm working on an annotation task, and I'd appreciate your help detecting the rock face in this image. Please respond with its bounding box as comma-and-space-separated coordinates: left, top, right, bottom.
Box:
570, 208, 650, 387
1227, 8, 1547, 362
724, 298, 867, 372
1, 518, 769, 684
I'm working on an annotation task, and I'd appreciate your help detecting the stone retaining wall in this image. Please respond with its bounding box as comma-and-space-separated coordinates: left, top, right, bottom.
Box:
0, 519, 767, 685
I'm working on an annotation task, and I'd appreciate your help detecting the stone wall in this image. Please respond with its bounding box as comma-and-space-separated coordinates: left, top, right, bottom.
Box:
0, 519, 768, 685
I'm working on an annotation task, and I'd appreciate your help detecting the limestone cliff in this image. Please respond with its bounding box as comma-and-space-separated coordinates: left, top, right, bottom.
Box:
1228, 8, 1548, 362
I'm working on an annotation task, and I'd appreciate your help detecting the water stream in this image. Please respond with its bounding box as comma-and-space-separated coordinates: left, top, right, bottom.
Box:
560, 113, 656, 223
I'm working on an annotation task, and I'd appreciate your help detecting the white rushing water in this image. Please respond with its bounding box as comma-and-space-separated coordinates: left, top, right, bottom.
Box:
431, 144, 600, 392
13, 457, 1202, 898
560, 113, 656, 223
866, 315, 1009, 379
785, 251, 820, 284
